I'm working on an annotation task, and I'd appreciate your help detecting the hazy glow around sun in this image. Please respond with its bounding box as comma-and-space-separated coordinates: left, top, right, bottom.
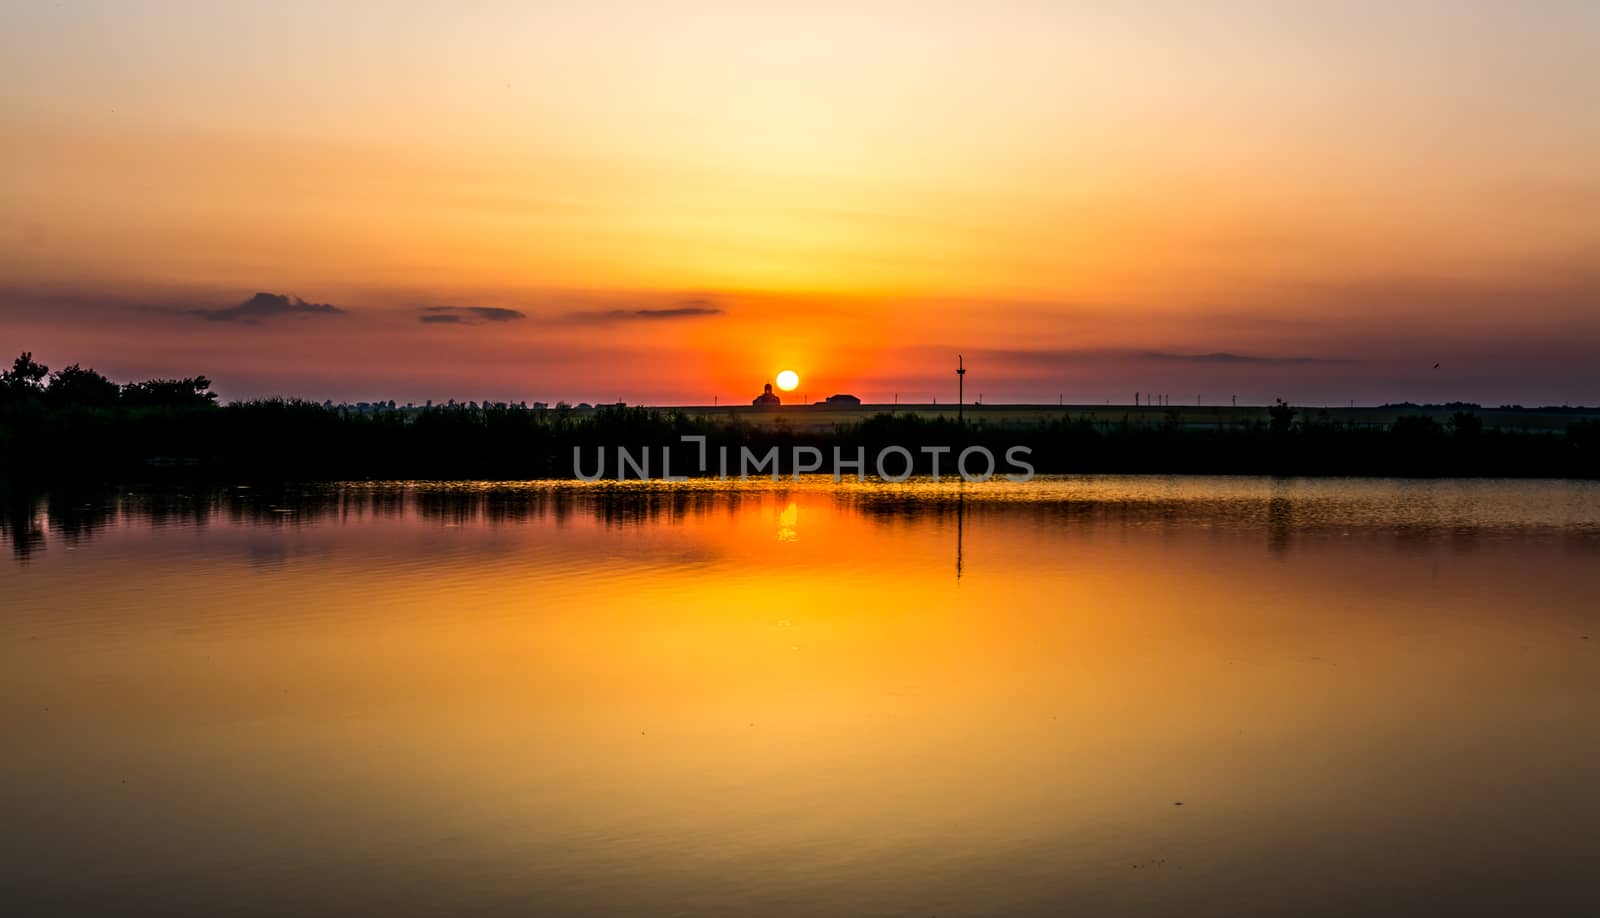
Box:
775, 370, 799, 391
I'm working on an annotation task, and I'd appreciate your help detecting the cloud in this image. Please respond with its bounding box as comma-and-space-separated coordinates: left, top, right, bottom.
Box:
186, 292, 343, 323
565, 300, 724, 323
937, 347, 1355, 369
420, 306, 526, 325
1140, 351, 1355, 365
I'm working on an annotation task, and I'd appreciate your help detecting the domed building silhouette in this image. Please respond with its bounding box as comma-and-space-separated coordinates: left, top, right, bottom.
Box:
752, 383, 781, 407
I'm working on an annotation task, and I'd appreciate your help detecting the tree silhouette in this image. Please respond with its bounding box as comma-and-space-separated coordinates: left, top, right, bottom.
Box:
0, 352, 49, 399
46, 364, 121, 408
121, 376, 218, 409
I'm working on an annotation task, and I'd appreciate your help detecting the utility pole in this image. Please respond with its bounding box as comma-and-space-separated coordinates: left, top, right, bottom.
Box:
957, 355, 966, 425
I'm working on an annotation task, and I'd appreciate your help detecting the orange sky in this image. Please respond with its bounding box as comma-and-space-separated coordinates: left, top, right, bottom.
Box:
2, 2, 1596, 404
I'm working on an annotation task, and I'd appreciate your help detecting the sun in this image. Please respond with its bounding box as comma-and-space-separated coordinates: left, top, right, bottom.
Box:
775, 369, 800, 392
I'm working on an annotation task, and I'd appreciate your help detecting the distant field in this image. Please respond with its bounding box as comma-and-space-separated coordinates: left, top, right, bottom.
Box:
635, 403, 1600, 433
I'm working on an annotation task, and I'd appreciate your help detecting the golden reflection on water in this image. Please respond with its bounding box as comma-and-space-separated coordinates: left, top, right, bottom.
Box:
3, 477, 1599, 917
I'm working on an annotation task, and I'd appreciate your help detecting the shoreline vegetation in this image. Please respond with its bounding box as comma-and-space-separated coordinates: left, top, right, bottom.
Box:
3, 352, 1598, 481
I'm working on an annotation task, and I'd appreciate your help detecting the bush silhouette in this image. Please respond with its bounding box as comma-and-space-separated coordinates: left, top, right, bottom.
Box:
1268, 399, 1297, 435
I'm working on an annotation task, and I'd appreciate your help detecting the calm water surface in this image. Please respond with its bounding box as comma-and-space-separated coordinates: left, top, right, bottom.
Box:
3, 477, 1599, 916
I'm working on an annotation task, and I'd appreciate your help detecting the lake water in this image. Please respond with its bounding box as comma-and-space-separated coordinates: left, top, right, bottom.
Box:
4, 477, 1599, 917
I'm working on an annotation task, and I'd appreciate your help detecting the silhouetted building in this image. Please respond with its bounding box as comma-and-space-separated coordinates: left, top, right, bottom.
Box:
753, 383, 781, 407
820, 393, 860, 405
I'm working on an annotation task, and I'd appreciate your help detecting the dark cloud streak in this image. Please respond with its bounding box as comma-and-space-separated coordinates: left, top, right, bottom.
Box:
565, 305, 724, 323
1140, 351, 1354, 366
420, 306, 526, 325
185, 292, 343, 323
934, 346, 1357, 368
